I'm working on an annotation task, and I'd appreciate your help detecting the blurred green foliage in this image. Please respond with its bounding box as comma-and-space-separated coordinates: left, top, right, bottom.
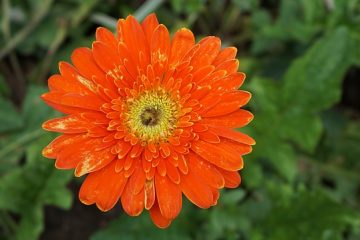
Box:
0, 0, 360, 239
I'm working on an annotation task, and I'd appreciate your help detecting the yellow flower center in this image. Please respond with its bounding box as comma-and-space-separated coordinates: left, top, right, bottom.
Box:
124, 89, 180, 143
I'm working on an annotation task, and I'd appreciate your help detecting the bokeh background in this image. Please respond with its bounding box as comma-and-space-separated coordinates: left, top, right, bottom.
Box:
0, 0, 360, 239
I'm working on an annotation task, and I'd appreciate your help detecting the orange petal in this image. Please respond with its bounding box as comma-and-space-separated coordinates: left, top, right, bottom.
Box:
155, 174, 182, 219
149, 203, 172, 228
188, 153, 225, 189
179, 168, 213, 209
205, 69, 227, 85
209, 126, 256, 145
74, 147, 116, 177
182, 44, 200, 63
202, 91, 251, 117
198, 92, 221, 111
41, 92, 104, 111
191, 36, 221, 69
54, 137, 102, 169
159, 142, 171, 157
70, 47, 109, 88
116, 18, 125, 41
58, 61, 97, 94
95, 27, 118, 50
48, 74, 81, 93
192, 123, 208, 133
169, 28, 195, 67
177, 155, 189, 174
192, 65, 216, 85
156, 158, 167, 176
81, 112, 109, 125
127, 161, 146, 195
221, 138, 253, 155
215, 59, 239, 74
117, 141, 132, 159
144, 179, 155, 210
123, 15, 149, 65
141, 13, 159, 45
115, 158, 124, 172
151, 24, 170, 71
211, 187, 220, 206
41, 94, 84, 115
92, 41, 122, 73
165, 160, 180, 184
217, 168, 241, 188
88, 126, 109, 138
212, 47, 237, 66
212, 72, 245, 90
201, 109, 254, 128
117, 42, 138, 80
79, 161, 127, 211
146, 166, 156, 180
197, 130, 220, 143
42, 134, 88, 159
121, 183, 145, 216
190, 85, 211, 100
42, 114, 90, 133
191, 140, 243, 171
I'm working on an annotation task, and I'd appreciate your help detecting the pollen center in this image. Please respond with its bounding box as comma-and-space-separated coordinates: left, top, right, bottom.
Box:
140, 108, 160, 126
124, 90, 180, 143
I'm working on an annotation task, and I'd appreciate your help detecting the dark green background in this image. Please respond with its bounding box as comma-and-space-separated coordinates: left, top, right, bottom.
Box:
0, 0, 359, 239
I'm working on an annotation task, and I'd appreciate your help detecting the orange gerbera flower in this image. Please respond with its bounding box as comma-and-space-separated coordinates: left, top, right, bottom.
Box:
41, 13, 255, 228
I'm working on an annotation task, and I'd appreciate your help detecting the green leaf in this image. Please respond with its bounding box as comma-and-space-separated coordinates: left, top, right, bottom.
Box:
280, 27, 352, 152
300, 0, 326, 24
282, 27, 351, 112
26, 137, 73, 209
18, 15, 58, 53
15, 205, 43, 240
91, 206, 192, 240
0, 96, 23, 133
248, 76, 282, 115
0, 86, 53, 174
251, 0, 322, 54
0, 134, 73, 240
267, 142, 297, 182
252, 137, 297, 182
21, 85, 55, 131
201, 189, 271, 240
280, 114, 323, 153
0, 94, 24, 174
221, 189, 246, 205
248, 27, 353, 184
242, 160, 263, 189
262, 190, 353, 240
255, 27, 352, 152
351, 31, 360, 65
0, 85, 72, 240
247, 78, 299, 181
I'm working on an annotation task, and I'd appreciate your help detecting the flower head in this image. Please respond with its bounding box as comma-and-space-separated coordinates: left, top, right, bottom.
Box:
42, 13, 255, 228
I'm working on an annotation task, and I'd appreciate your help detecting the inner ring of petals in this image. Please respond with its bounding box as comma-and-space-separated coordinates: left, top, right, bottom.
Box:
124, 90, 180, 143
